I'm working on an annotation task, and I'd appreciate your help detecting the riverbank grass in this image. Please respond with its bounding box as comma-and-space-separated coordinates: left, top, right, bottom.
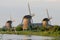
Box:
0, 31, 60, 37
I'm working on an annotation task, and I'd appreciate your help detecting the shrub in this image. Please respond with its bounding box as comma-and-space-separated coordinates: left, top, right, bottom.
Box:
16, 26, 22, 31
53, 25, 60, 32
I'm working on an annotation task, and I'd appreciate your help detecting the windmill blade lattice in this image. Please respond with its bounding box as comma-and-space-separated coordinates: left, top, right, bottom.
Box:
46, 9, 52, 24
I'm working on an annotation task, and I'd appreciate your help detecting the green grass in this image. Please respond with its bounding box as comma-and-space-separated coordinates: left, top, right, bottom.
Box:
0, 31, 60, 40
0, 31, 60, 37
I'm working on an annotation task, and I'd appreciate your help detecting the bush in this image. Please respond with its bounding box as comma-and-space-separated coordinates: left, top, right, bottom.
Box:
53, 25, 60, 32
16, 26, 22, 31
0, 28, 2, 31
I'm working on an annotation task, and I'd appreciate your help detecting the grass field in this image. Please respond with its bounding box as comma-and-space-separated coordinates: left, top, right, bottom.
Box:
0, 31, 60, 37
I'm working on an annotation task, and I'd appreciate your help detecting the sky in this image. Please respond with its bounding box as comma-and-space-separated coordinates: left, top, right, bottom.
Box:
0, 0, 60, 27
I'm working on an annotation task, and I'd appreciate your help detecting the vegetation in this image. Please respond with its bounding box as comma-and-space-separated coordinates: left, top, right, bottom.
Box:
0, 25, 60, 37
15, 26, 22, 31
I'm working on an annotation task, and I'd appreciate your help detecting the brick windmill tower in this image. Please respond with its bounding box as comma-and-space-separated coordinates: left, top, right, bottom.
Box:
22, 2, 35, 31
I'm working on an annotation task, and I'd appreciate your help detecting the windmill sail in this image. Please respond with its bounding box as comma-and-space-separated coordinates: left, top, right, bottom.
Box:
46, 9, 50, 19
28, 2, 33, 23
28, 2, 31, 15
46, 9, 51, 24
46, 9, 52, 20
10, 13, 12, 21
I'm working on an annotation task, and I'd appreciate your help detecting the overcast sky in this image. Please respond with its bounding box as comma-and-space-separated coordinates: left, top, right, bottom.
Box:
0, 0, 60, 27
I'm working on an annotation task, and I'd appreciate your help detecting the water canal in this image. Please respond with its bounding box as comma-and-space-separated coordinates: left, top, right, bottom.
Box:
0, 34, 55, 40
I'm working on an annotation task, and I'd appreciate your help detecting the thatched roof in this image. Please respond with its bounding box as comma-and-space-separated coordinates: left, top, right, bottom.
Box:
43, 18, 50, 21
23, 15, 32, 19
7, 20, 12, 24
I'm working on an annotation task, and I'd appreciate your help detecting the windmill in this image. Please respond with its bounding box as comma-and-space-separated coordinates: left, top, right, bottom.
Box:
5, 13, 15, 30
42, 9, 52, 27
22, 2, 35, 31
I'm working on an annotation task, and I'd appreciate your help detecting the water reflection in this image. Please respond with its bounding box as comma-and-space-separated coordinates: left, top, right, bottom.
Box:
22, 39, 31, 40
22, 35, 32, 40
0, 34, 54, 40
0, 34, 32, 40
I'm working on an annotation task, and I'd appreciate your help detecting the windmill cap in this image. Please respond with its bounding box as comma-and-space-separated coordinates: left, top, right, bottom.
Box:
43, 18, 50, 21
23, 15, 32, 19
7, 20, 12, 24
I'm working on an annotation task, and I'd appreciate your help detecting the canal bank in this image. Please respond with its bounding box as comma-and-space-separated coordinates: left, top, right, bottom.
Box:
0, 31, 60, 37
